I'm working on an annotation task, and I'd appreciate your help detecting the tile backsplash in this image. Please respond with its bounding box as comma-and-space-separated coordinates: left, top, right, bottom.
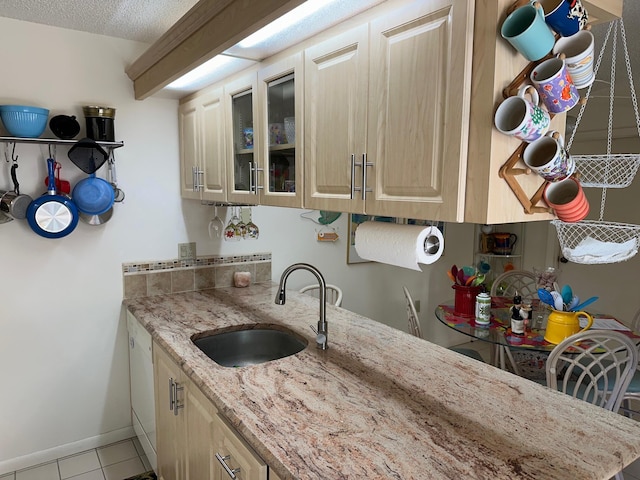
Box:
122, 253, 271, 299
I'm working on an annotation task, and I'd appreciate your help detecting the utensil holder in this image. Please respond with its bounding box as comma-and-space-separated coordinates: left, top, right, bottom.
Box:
453, 285, 482, 317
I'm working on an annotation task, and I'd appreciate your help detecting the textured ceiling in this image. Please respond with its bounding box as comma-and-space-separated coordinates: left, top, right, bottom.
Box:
0, 0, 200, 43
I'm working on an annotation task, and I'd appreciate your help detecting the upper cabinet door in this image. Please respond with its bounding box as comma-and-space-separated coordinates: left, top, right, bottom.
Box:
179, 99, 200, 200
225, 73, 259, 205
304, 24, 369, 213
258, 52, 303, 208
364, 0, 474, 221
200, 87, 226, 202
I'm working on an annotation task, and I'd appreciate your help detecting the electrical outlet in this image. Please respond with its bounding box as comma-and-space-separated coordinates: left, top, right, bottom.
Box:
414, 300, 421, 312
178, 242, 196, 260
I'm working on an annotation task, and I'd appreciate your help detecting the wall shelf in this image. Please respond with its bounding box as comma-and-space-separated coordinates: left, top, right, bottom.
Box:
0, 136, 124, 149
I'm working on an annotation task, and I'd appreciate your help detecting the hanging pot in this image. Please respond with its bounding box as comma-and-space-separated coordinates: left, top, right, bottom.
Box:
26, 158, 79, 238
79, 206, 113, 226
0, 163, 32, 220
72, 173, 115, 215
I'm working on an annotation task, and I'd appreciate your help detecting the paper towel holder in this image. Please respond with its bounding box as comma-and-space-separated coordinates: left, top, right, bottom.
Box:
423, 224, 441, 255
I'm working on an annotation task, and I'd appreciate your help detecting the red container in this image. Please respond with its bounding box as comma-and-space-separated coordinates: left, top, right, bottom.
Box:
453, 284, 483, 317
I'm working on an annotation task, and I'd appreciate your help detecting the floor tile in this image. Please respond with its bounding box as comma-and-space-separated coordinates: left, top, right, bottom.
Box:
102, 458, 145, 480
66, 471, 104, 480
97, 440, 138, 467
59, 451, 100, 479
15, 462, 60, 480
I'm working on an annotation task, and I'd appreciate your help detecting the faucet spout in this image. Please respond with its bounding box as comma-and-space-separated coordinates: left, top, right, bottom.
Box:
275, 263, 328, 350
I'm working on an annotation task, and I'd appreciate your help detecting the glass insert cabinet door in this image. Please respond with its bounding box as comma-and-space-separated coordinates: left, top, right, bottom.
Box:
266, 73, 295, 194
231, 88, 255, 195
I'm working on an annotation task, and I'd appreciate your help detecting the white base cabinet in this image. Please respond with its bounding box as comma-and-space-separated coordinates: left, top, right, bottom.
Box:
153, 341, 268, 480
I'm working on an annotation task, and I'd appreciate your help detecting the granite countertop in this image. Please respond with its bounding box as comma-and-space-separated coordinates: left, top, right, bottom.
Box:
124, 284, 640, 480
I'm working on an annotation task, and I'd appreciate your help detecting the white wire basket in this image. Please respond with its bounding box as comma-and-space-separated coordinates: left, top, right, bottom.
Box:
552, 219, 640, 264
573, 154, 640, 188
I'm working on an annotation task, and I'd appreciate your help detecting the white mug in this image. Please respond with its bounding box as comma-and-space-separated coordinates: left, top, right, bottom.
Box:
494, 85, 551, 142
523, 131, 575, 182
553, 30, 595, 89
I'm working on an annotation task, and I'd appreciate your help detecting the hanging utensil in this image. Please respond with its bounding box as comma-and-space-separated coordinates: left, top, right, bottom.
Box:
26, 158, 79, 238
72, 173, 115, 215
44, 161, 71, 195
106, 150, 125, 202
68, 137, 108, 174
0, 162, 32, 220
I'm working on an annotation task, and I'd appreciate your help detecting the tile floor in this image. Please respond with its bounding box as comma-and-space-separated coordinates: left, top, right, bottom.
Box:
0, 438, 151, 480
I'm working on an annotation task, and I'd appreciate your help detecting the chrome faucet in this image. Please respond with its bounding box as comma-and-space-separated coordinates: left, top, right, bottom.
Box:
275, 263, 328, 350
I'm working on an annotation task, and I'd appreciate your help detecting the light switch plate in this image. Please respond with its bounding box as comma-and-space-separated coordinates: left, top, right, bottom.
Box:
178, 242, 196, 260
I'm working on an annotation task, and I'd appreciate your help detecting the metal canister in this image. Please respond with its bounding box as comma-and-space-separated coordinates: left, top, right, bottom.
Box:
83, 106, 116, 142
475, 292, 491, 325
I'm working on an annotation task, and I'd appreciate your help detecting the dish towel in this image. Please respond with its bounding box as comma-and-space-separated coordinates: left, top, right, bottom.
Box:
566, 236, 638, 263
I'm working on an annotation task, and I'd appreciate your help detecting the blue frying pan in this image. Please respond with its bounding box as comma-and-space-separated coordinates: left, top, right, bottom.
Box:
26, 158, 79, 238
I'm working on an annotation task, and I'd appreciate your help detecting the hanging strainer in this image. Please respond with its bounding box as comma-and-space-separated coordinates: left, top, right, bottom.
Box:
554, 19, 640, 264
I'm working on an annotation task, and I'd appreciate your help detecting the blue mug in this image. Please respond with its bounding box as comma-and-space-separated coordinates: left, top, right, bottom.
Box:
541, 0, 588, 37
501, 3, 556, 62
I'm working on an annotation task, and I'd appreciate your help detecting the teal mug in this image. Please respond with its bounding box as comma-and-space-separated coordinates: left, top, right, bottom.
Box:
501, 2, 555, 61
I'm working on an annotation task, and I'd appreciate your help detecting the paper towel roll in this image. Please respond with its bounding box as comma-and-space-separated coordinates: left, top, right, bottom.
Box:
354, 221, 444, 271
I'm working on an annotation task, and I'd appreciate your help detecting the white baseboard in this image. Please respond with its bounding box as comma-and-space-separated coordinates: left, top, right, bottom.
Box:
0, 426, 135, 476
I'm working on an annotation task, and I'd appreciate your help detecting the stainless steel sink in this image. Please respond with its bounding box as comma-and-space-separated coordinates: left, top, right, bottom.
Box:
192, 327, 307, 367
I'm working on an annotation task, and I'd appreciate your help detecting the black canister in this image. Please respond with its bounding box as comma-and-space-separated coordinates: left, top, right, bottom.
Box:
83, 106, 115, 142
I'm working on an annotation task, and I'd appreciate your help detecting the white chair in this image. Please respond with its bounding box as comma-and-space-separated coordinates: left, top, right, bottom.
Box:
490, 270, 540, 377
490, 270, 537, 301
403, 286, 485, 362
546, 330, 638, 413
300, 284, 343, 307
617, 308, 640, 418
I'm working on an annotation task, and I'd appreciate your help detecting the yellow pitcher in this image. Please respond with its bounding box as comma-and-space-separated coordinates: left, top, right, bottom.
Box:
544, 309, 593, 344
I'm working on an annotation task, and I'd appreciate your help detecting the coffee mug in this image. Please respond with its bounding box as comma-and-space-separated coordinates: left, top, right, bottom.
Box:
501, 2, 555, 61
492, 232, 518, 255
523, 131, 576, 182
543, 177, 589, 222
539, 0, 588, 37
531, 57, 580, 113
553, 30, 595, 89
494, 85, 551, 142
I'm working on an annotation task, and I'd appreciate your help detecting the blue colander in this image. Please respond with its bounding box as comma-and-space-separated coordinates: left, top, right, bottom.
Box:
72, 174, 114, 215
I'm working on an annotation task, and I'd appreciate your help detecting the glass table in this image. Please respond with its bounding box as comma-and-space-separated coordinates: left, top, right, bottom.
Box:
435, 297, 640, 377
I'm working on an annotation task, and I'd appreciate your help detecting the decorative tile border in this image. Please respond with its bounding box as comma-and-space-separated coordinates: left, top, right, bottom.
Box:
122, 252, 272, 274
122, 252, 272, 299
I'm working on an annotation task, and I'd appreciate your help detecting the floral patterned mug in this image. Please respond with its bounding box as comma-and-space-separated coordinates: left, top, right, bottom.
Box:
494, 85, 551, 142
530, 57, 580, 114
523, 130, 575, 182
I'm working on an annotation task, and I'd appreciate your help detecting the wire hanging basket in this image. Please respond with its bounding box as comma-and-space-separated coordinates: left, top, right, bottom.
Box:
554, 19, 640, 264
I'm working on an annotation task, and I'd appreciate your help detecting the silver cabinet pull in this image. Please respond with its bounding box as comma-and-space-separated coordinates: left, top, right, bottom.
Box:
169, 378, 183, 415
249, 161, 255, 193
362, 153, 373, 200
192, 166, 198, 192
215, 453, 241, 479
351, 154, 362, 199
255, 164, 264, 191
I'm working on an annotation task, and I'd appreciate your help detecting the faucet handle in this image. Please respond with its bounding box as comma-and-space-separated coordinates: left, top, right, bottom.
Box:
310, 324, 328, 349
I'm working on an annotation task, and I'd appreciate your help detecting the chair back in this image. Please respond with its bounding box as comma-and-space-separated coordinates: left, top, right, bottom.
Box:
403, 286, 423, 339
546, 329, 639, 412
490, 270, 537, 301
300, 284, 343, 307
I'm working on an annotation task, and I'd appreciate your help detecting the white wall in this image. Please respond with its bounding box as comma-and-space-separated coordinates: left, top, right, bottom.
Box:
0, 15, 557, 474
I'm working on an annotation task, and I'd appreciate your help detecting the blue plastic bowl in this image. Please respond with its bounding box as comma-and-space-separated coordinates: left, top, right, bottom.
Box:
0, 105, 49, 138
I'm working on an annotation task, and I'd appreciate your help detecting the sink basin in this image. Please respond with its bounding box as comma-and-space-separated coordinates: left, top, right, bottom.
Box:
192, 327, 307, 367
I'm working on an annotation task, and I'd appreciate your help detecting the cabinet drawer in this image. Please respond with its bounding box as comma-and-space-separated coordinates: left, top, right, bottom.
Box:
214, 415, 267, 480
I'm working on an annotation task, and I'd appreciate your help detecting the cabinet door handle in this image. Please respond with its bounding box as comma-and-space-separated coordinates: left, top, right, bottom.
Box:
255, 165, 264, 191
249, 161, 255, 193
215, 453, 241, 479
351, 154, 362, 199
173, 381, 184, 416
192, 166, 198, 192
169, 378, 175, 412
362, 153, 373, 200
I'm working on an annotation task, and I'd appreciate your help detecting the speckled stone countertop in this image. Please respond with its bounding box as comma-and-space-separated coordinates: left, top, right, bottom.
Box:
124, 284, 640, 480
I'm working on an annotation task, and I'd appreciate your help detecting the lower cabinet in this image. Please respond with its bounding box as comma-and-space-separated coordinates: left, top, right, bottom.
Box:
153, 341, 269, 480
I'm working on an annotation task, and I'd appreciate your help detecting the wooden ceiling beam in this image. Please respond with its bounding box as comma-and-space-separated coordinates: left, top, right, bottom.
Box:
126, 0, 306, 100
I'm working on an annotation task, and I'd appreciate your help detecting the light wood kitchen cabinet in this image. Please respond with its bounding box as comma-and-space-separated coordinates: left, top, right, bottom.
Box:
179, 87, 226, 202
304, 0, 474, 221
256, 53, 304, 208
153, 341, 270, 480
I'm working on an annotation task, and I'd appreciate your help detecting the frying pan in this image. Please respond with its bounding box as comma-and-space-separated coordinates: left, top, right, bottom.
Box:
26, 158, 79, 238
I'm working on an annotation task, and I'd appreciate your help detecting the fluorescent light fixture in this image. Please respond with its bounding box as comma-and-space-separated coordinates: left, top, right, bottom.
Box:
167, 55, 235, 89
238, 0, 336, 48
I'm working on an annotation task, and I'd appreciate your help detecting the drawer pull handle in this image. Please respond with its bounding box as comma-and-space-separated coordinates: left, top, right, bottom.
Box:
215, 453, 241, 479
